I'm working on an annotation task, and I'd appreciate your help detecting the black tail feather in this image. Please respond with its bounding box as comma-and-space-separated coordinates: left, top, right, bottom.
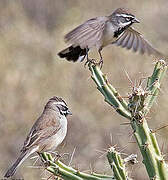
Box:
58, 46, 87, 62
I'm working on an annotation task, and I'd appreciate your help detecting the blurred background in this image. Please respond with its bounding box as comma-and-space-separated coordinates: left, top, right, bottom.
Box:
1, 0, 168, 179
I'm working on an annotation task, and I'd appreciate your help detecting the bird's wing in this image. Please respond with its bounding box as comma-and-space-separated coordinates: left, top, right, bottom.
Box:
65, 17, 108, 49
21, 113, 61, 151
112, 27, 164, 59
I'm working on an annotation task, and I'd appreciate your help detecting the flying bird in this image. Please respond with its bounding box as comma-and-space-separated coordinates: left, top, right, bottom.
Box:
58, 8, 164, 66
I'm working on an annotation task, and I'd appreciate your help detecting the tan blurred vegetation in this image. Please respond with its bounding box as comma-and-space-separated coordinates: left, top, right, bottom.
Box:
1, 0, 168, 179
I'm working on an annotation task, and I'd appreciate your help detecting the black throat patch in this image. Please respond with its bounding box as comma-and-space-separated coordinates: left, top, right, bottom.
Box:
113, 23, 133, 38
114, 27, 126, 38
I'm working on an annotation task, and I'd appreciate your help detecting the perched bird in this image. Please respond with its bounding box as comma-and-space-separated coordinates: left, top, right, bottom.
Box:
58, 8, 163, 66
4, 96, 72, 178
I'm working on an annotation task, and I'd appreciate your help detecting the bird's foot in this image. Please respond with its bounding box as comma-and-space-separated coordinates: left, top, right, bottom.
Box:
53, 152, 70, 162
53, 153, 62, 162
46, 151, 62, 162
43, 160, 51, 167
84, 58, 96, 68
89, 58, 104, 68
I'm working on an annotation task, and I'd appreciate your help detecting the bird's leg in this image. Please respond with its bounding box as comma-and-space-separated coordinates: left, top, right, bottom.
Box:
98, 49, 103, 69
84, 47, 96, 67
52, 152, 70, 162
47, 151, 62, 162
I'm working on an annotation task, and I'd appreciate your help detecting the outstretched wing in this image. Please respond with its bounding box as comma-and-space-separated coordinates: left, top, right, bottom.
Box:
65, 17, 108, 49
113, 27, 164, 59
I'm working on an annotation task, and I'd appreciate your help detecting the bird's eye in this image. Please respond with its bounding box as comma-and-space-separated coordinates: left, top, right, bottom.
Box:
62, 106, 68, 111
58, 105, 69, 116
58, 105, 68, 111
126, 17, 131, 21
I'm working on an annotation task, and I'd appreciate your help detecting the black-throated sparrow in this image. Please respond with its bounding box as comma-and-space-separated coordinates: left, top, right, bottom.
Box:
58, 8, 163, 65
4, 96, 72, 178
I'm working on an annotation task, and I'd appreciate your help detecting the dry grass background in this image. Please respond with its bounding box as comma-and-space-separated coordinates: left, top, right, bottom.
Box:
1, 0, 168, 179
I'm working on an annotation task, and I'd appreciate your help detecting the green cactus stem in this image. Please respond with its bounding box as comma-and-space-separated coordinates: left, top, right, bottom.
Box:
107, 147, 130, 180
40, 152, 114, 180
88, 60, 168, 180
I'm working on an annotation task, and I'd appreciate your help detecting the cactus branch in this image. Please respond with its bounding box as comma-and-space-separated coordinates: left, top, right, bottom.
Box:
107, 147, 130, 180
89, 64, 131, 120
88, 60, 168, 180
144, 60, 167, 115
40, 152, 114, 180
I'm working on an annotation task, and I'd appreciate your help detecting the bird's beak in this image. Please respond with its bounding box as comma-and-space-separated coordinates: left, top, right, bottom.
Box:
67, 110, 72, 115
132, 18, 140, 23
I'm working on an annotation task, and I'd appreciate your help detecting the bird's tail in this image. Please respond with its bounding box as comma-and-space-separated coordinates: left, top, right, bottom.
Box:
58, 45, 88, 62
4, 150, 32, 178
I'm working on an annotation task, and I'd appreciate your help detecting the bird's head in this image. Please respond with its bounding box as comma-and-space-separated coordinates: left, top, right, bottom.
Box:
45, 96, 72, 117
111, 8, 140, 28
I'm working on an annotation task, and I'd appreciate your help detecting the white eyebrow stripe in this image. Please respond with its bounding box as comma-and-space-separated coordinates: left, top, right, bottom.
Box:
116, 14, 134, 18
53, 101, 67, 106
